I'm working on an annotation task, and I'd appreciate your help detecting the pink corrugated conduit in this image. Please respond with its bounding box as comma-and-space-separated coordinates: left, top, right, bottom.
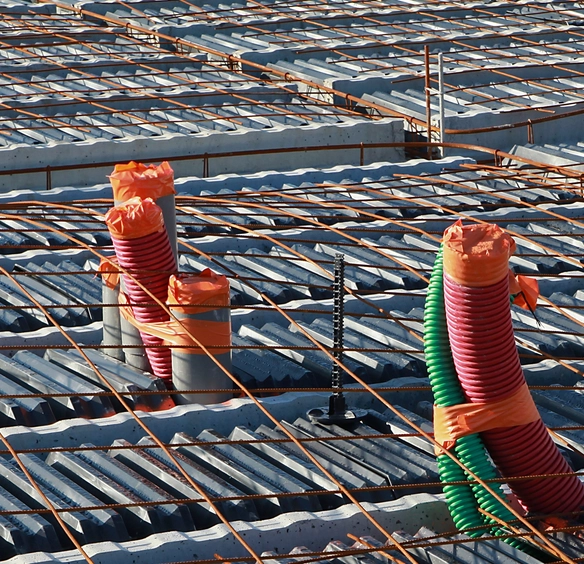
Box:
442, 221, 584, 515
105, 197, 177, 386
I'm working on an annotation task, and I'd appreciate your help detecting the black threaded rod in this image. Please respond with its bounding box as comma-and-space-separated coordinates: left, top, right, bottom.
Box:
331, 253, 345, 390
307, 252, 365, 426
329, 253, 346, 416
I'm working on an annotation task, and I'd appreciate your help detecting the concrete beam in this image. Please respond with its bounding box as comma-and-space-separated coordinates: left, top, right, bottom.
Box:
10, 493, 450, 564
0, 119, 404, 193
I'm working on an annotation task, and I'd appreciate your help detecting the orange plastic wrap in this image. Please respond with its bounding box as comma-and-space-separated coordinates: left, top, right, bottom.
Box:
118, 292, 231, 354
433, 383, 540, 454
167, 270, 230, 314
443, 220, 516, 287
104, 197, 164, 241
509, 272, 540, 312
98, 256, 121, 290
109, 161, 175, 202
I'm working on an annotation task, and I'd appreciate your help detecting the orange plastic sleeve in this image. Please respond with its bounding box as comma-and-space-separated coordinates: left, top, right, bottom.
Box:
170, 319, 231, 355
109, 161, 175, 202
167, 270, 230, 314
98, 256, 120, 290
433, 383, 540, 454
118, 292, 231, 355
104, 197, 165, 241
442, 220, 516, 287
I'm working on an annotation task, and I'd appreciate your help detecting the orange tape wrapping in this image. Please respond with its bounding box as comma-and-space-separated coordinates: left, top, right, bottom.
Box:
109, 161, 175, 203
105, 197, 165, 241
98, 256, 120, 290
167, 270, 229, 314
433, 383, 540, 455
118, 292, 231, 355
443, 220, 516, 287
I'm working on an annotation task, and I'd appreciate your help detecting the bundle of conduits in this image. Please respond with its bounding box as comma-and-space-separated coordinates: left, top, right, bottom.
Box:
100, 161, 235, 404
424, 221, 584, 545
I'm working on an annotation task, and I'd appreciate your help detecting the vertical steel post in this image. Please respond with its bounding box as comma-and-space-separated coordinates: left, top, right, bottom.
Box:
424, 45, 432, 160
203, 154, 209, 178
438, 52, 445, 158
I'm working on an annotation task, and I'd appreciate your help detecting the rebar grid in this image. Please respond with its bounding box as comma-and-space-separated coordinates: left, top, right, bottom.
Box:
16, 0, 584, 117
0, 156, 581, 561
0, 11, 374, 147
5, 1, 584, 150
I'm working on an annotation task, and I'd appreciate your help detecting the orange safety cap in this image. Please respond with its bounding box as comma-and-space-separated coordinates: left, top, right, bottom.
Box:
109, 161, 175, 202
168, 269, 230, 314
104, 197, 165, 241
442, 220, 516, 287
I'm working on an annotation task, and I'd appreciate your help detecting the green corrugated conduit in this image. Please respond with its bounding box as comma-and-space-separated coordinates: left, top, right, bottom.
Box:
424, 246, 520, 540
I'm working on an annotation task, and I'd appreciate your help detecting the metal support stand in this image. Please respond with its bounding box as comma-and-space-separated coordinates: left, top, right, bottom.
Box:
307, 254, 366, 426
438, 52, 445, 159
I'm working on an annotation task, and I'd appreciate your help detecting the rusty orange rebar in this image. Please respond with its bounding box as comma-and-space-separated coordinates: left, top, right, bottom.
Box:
0, 151, 584, 560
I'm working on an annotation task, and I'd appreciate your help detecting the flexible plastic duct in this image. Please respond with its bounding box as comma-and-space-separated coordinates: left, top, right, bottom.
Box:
105, 198, 177, 385
108, 162, 178, 372
425, 247, 517, 536
110, 161, 178, 263
443, 223, 584, 515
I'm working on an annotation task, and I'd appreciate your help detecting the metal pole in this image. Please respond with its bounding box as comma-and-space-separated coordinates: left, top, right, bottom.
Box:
424, 45, 432, 160
438, 52, 445, 158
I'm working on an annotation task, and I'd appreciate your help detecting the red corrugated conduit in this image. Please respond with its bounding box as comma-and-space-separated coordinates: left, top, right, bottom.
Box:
442, 222, 584, 515
106, 198, 177, 386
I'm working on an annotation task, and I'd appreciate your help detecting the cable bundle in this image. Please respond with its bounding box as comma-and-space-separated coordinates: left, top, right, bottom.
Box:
425, 221, 584, 543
